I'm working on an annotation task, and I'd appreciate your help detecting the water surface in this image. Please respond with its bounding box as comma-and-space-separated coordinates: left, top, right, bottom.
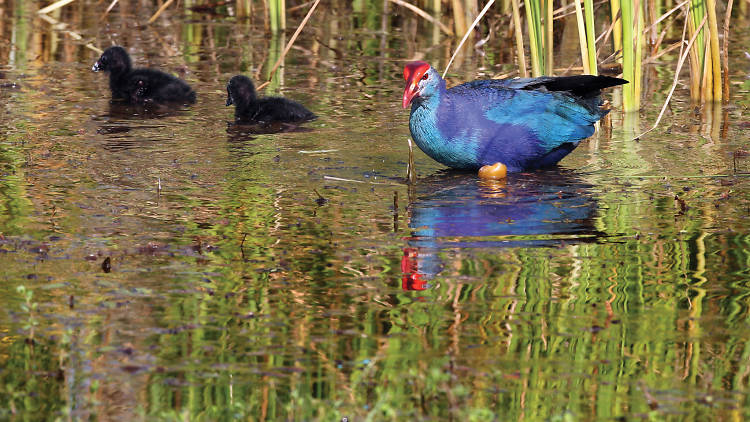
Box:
2, 2, 750, 420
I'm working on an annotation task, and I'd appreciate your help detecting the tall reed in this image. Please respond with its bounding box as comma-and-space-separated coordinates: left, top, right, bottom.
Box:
612, 0, 725, 106
610, 0, 623, 56
523, 0, 553, 77
510, 0, 527, 77
269, 0, 285, 32
573, 0, 597, 75
583, 0, 597, 75
236, 0, 252, 18
70, 0, 741, 107
544, 0, 552, 75
703, 0, 721, 102
617, 0, 644, 112
452, 0, 468, 36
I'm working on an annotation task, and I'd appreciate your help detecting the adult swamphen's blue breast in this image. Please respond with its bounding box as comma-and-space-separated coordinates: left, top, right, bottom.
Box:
402, 61, 628, 172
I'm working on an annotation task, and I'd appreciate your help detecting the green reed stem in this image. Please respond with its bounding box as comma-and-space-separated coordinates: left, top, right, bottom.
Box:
511, 0, 528, 77
690, 0, 706, 67
610, 0, 622, 55
685, 7, 700, 103
525, 0, 544, 76
690, 0, 728, 103
584, 0, 597, 75
705, 0, 721, 101
619, 0, 642, 111
721, 0, 734, 103
545, 0, 553, 75
269, 0, 285, 32
634, 2, 644, 107
574, 0, 590, 74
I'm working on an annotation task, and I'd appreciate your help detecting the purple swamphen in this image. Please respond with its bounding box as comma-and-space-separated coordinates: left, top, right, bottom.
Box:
402, 61, 628, 173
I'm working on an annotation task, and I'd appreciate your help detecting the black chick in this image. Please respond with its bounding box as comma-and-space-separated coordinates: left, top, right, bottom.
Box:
226, 75, 316, 124
92, 46, 196, 105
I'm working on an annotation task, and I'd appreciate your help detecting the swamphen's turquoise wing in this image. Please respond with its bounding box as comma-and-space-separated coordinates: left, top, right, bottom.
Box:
424, 82, 603, 171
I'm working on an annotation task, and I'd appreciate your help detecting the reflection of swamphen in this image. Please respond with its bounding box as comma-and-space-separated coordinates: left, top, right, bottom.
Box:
400, 172, 602, 290
402, 61, 627, 173
92, 46, 196, 105
401, 248, 429, 291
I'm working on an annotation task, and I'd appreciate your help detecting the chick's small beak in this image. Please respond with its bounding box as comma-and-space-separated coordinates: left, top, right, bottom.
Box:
92, 61, 100, 72
402, 81, 418, 109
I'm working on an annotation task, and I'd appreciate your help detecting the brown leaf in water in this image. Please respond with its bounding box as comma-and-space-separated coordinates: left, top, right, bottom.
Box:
121, 365, 146, 374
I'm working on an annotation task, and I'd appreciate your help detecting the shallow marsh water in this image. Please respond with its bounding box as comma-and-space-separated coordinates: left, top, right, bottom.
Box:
1, 2, 750, 420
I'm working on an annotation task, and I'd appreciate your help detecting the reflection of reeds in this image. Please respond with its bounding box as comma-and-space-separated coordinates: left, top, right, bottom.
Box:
257, 0, 320, 91
636, 14, 707, 139
389, 0, 453, 36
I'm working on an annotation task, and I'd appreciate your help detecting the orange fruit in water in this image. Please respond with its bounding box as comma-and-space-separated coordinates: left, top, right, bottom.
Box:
478, 162, 507, 180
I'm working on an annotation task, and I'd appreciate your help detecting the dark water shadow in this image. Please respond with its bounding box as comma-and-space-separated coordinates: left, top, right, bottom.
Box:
225, 120, 314, 142
92, 102, 192, 151
221, 122, 316, 164
402, 169, 602, 289
104, 101, 191, 120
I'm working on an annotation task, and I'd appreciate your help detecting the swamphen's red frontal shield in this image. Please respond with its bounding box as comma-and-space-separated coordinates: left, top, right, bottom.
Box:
403, 61, 431, 109
402, 61, 627, 172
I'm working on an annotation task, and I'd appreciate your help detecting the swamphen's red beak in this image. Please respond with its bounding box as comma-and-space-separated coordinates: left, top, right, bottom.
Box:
402, 61, 430, 109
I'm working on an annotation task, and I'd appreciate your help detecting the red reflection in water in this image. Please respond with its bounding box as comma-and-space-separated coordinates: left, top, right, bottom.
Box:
401, 247, 428, 291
